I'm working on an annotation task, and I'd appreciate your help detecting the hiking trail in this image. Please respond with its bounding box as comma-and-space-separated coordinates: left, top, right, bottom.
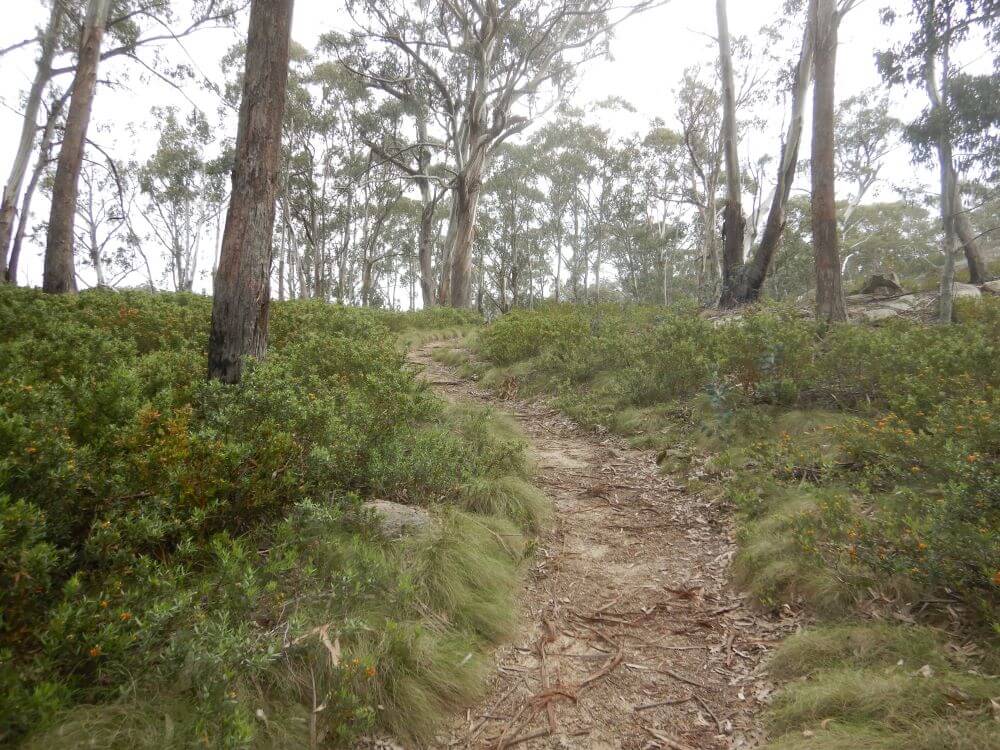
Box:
408, 338, 797, 750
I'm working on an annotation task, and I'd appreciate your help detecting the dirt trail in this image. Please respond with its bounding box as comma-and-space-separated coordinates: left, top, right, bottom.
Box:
409, 339, 794, 750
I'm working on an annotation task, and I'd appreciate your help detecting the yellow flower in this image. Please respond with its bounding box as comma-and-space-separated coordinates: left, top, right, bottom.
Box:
365, 665, 376, 678
89, 646, 102, 658
120, 612, 132, 622
100, 600, 109, 608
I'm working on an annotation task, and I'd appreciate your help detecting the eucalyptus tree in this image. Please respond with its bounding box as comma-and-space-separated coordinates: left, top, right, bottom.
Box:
74, 159, 139, 287
0, 0, 64, 280
7, 0, 246, 287
476, 142, 545, 313
44, 0, 114, 293
7, 93, 69, 284
208, 0, 294, 384
810, 0, 863, 322
333, 29, 449, 307
878, 0, 999, 315
714, 0, 824, 307
278, 44, 371, 301
350, 0, 665, 307
676, 70, 724, 296
835, 91, 901, 239
137, 107, 227, 291
533, 107, 607, 302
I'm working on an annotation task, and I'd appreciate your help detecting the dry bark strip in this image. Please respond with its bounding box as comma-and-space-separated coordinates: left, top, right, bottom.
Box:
407, 339, 798, 749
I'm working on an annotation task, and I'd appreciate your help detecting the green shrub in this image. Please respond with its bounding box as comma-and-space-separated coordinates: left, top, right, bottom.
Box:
473, 298, 1000, 623
0, 287, 542, 747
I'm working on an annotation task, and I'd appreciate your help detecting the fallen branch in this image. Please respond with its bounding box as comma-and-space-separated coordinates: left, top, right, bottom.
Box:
579, 650, 625, 689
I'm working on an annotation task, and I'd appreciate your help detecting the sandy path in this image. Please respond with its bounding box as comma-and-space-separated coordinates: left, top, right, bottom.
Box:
409, 339, 794, 750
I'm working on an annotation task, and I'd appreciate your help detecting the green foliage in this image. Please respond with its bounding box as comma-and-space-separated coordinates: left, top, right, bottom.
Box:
476, 301, 1000, 623
0, 287, 540, 747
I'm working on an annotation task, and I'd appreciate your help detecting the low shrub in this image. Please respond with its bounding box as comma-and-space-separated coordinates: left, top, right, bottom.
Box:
0, 287, 541, 747
474, 299, 1000, 622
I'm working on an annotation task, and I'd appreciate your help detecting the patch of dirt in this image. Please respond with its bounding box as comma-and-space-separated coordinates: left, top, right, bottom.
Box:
408, 340, 797, 750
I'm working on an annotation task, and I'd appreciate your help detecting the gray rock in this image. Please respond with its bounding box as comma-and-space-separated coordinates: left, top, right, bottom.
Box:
860, 307, 900, 322
981, 280, 1000, 295
952, 283, 981, 299
882, 295, 918, 311
364, 500, 434, 539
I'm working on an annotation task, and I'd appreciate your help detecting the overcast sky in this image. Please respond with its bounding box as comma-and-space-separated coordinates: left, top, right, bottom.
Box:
0, 0, 955, 291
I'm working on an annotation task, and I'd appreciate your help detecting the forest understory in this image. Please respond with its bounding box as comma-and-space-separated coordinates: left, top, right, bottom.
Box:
408, 338, 791, 750
413, 299, 1000, 750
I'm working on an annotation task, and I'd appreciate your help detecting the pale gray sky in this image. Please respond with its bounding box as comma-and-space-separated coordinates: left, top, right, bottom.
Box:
0, 0, 951, 290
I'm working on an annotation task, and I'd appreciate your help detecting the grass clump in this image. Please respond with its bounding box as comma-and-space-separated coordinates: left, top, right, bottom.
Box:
0, 287, 543, 748
765, 624, 999, 749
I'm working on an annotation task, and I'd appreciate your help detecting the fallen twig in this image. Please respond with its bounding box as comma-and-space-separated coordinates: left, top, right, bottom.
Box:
642, 726, 697, 750
656, 666, 715, 689
633, 695, 693, 712
694, 693, 724, 734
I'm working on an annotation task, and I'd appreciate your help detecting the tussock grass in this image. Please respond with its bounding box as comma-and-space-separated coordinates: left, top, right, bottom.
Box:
24, 508, 533, 749
769, 624, 947, 680
768, 668, 998, 741
458, 476, 550, 532
397, 324, 479, 351
766, 721, 1000, 750
762, 623, 1000, 749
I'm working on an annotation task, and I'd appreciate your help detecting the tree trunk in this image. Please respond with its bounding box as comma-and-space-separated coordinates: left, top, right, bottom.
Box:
447, 173, 482, 307
811, 0, 848, 322
722, 12, 814, 306
9, 95, 66, 284
208, 0, 294, 384
716, 0, 746, 306
930, 2, 958, 322
953, 180, 987, 283
43, 0, 112, 294
1, 0, 64, 278
437, 201, 454, 305
417, 182, 436, 307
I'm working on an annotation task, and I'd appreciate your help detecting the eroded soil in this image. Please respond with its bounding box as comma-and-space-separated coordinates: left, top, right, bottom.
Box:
408, 339, 796, 750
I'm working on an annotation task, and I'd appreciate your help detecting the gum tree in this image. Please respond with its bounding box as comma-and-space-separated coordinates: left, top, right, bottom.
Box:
208, 0, 294, 383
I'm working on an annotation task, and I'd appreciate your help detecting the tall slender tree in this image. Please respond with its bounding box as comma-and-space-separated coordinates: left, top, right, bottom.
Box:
208, 0, 295, 384
719, 7, 815, 307
715, 0, 746, 305
42, 0, 112, 293
878, 0, 996, 287
811, 0, 848, 322
0, 0, 64, 280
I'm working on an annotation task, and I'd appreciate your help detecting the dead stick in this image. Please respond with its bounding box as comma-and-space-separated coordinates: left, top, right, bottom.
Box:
536, 637, 558, 734
633, 695, 693, 712
642, 726, 697, 750
579, 650, 624, 689
501, 728, 550, 748
694, 693, 724, 734
657, 666, 714, 689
